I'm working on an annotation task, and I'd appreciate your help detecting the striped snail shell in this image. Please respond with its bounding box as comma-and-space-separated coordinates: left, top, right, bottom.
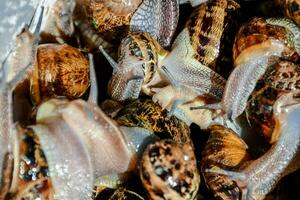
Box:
201, 124, 251, 200
140, 140, 200, 200
30, 44, 90, 105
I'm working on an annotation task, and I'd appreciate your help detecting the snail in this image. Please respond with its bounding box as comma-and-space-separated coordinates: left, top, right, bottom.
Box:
193, 17, 300, 124
246, 60, 300, 144
201, 124, 251, 200
82, 0, 179, 48
30, 43, 90, 105
114, 98, 191, 144
38, 0, 76, 43
185, 0, 240, 73
101, 30, 227, 128
275, 0, 300, 26
140, 139, 200, 200
207, 92, 300, 200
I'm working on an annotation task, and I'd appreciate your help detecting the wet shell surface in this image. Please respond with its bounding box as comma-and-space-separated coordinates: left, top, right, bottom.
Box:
232, 17, 299, 63
8, 127, 54, 199
101, 0, 143, 16
201, 124, 251, 200
114, 99, 191, 144
30, 43, 90, 105
140, 140, 200, 200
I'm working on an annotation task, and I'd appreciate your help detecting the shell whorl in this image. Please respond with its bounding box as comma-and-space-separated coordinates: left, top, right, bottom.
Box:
100, 0, 142, 16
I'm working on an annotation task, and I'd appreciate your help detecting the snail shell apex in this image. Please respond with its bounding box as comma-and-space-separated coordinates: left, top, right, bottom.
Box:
30, 44, 90, 105
140, 140, 200, 200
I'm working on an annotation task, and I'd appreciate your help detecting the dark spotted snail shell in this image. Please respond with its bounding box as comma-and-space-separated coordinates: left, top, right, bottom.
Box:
140, 140, 200, 200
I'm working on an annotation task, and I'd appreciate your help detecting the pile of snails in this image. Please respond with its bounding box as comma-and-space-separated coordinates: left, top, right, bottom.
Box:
0, 0, 300, 199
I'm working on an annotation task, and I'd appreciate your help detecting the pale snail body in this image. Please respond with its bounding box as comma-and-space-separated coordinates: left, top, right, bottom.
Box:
246, 60, 300, 144
140, 140, 200, 200
1, 98, 156, 199
30, 43, 90, 105
209, 93, 300, 200
205, 17, 300, 122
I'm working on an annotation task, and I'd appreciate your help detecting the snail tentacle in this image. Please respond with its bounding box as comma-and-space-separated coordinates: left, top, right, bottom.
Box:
88, 54, 98, 104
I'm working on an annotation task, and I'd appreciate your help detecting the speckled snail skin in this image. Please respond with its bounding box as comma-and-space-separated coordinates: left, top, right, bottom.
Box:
30, 43, 90, 105
140, 140, 200, 200
246, 60, 300, 144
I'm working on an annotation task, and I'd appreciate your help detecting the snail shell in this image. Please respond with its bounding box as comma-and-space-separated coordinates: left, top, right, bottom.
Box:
201, 124, 251, 200
140, 140, 200, 200
276, 0, 300, 26
100, 0, 143, 16
8, 127, 54, 199
246, 60, 300, 143
93, 186, 145, 200
233, 18, 300, 63
186, 0, 240, 72
30, 44, 90, 105
114, 99, 191, 144
108, 32, 167, 101
86, 0, 133, 44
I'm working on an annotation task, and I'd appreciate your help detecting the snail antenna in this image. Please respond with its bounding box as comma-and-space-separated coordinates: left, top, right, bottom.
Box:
99, 46, 118, 69
88, 54, 98, 104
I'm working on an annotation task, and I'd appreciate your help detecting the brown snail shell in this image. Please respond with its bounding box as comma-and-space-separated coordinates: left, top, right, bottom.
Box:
185, 0, 240, 72
140, 140, 200, 200
86, 0, 133, 44
233, 18, 300, 64
30, 44, 90, 105
7, 126, 54, 199
246, 60, 300, 143
114, 99, 191, 144
100, 0, 143, 16
276, 0, 300, 27
201, 124, 251, 200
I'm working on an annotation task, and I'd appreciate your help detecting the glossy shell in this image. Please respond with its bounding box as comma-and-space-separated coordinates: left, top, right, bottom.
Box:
108, 32, 166, 101
186, 0, 240, 72
201, 125, 250, 200
30, 44, 90, 105
233, 18, 299, 64
276, 0, 300, 26
86, 0, 134, 44
9, 127, 53, 199
246, 60, 300, 143
140, 140, 200, 200
115, 99, 191, 144
101, 0, 143, 16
